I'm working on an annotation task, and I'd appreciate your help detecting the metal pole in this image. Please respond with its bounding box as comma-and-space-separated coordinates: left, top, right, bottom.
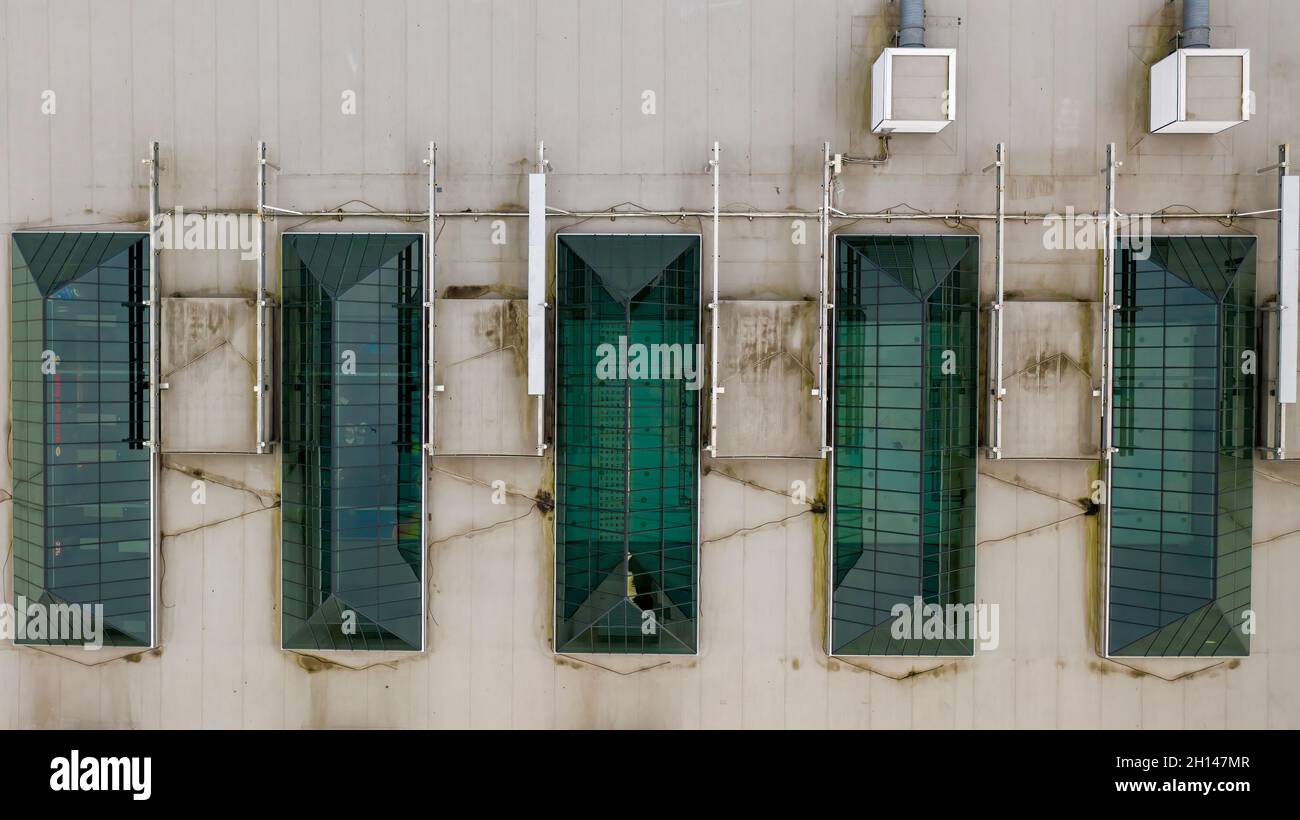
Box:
820, 141, 835, 650
708, 141, 721, 456
146, 139, 160, 648
255, 141, 268, 454
422, 141, 437, 651
426, 142, 438, 457
819, 142, 832, 458
253, 206, 1271, 222
1100, 142, 1118, 656
993, 143, 1005, 458
984, 143, 1006, 459
1274, 143, 1290, 458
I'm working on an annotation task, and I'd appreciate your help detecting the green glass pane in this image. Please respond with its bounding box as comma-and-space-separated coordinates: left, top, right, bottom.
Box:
555, 235, 700, 654
10, 232, 152, 647
831, 236, 978, 656
1109, 236, 1254, 657
281, 233, 423, 651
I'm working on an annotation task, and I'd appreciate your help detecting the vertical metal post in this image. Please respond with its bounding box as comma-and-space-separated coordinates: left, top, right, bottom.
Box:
1273, 144, 1292, 458
707, 141, 721, 456
425, 142, 438, 457
986, 143, 1006, 459
819, 144, 835, 649
1100, 142, 1118, 656
422, 141, 437, 651
146, 140, 160, 648
818, 142, 832, 458
255, 141, 268, 454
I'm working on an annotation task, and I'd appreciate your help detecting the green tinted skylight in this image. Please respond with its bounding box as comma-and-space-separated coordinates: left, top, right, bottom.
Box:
555, 234, 700, 654
281, 233, 424, 651
1108, 236, 1254, 657
831, 235, 978, 656
10, 232, 153, 647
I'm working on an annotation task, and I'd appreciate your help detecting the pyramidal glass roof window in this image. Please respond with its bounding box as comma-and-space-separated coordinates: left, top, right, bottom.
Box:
554, 234, 701, 654
831, 235, 978, 656
281, 233, 424, 651
1108, 235, 1254, 657
10, 232, 153, 647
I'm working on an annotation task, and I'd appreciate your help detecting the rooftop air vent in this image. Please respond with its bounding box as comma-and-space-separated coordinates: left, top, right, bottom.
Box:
1149, 1, 1251, 134
870, 47, 956, 134
1149, 48, 1251, 134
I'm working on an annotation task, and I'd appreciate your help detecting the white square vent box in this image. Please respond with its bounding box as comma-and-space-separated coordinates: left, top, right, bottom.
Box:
1149, 48, 1250, 134
870, 47, 956, 134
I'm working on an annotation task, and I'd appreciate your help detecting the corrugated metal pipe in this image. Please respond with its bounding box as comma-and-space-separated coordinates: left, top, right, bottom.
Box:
1182, 0, 1210, 48
898, 0, 925, 48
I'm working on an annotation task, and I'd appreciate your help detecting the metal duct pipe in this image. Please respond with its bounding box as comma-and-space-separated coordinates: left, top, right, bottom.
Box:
898, 0, 925, 47
1182, 0, 1210, 48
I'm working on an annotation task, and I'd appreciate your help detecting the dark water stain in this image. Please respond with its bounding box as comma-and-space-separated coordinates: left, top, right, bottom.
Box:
295, 654, 333, 674
1085, 462, 1102, 649
444, 284, 527, 300
163, 299, 246, 373
811, 460, 829, 651
471, 300, 530, 379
